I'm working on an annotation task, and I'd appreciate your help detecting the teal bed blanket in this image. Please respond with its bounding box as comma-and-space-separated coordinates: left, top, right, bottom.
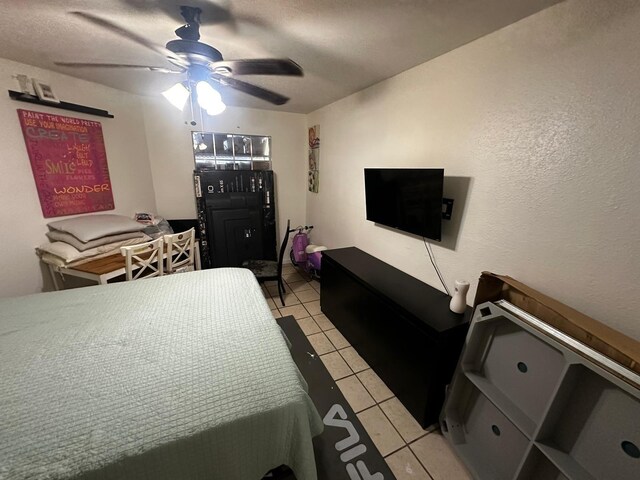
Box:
0, 268, 322, 480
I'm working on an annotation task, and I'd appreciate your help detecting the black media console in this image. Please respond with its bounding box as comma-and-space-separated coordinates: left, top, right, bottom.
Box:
320, 247, 471, 427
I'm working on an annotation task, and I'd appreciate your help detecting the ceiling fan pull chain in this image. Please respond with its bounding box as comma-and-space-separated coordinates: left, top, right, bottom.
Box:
188, 82, 197, 126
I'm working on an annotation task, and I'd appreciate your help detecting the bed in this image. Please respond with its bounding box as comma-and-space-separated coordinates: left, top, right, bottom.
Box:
0, 268, 323, 480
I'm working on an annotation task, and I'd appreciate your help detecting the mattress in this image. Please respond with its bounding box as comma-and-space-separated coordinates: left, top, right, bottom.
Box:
0, 268, 323, 480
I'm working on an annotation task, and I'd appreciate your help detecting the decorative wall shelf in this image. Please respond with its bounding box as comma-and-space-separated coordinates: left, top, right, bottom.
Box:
8, 90, 114, 118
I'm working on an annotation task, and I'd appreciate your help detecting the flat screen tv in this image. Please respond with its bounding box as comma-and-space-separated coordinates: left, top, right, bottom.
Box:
364, 168, 444, 241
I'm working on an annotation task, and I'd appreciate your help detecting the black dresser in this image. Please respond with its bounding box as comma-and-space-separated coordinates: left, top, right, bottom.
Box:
320, 247, 471, 427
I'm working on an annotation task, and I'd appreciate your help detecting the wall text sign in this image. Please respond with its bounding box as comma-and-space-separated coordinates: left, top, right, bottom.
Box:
18, 109, 114, 218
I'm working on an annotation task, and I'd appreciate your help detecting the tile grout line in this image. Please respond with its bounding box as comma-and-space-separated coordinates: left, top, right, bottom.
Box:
355, 404, 379, 416
382, 443, 411, 461
377, 399, 434, 454
405, 440, 438, 480
375, 398, 412, 456
385, 448, 436, 480
379, 414, 437, 480
318, 351, 356, 381
356, 404, 409, 461
323, 327, 349, 351
317, 351, 355, 379
393, 423, 441, 479
354, 369, 392, 406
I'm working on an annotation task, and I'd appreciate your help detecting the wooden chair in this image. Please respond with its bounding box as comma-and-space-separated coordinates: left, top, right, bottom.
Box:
242, 219, 293, 307
120, 238, 164, 281
164, 228, 196, 274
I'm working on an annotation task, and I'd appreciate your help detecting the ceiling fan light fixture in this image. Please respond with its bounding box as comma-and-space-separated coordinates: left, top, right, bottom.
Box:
196, 80, 226, 116
196, 81, 221, 107
162, 82, 189, 110
62, 9, 301, 108
206, 101, 226, 116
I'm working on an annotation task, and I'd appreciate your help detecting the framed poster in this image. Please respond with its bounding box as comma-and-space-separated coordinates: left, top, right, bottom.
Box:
17, 109, 114, 218
308, 125, 320, 193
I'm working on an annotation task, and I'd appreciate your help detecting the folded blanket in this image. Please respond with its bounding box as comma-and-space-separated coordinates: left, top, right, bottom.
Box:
46, 230, 147, 252
47, 214, 145, 242
37, 235, 151, 266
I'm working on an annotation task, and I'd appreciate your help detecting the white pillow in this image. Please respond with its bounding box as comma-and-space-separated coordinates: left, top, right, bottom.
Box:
47, 214, 145, 242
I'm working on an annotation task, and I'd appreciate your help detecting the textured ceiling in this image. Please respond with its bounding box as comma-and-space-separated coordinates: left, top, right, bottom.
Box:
0, 0, 562, 113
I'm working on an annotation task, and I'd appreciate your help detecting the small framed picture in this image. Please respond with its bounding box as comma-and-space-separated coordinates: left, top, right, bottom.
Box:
32, 79, 60, 103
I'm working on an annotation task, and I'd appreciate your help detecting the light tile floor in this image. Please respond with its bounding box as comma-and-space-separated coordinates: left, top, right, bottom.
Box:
267, 265, 473, 480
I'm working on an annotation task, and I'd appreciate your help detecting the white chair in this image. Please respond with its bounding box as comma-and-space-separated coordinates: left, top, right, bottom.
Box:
164, 228, 196, 274
120, 238, 164, 281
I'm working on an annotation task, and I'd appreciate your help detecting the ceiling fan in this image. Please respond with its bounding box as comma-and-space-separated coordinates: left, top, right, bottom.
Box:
54, 5, 303, 110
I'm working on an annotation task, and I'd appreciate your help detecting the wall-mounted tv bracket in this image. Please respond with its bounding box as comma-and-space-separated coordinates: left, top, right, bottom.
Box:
442, 198, 454, 220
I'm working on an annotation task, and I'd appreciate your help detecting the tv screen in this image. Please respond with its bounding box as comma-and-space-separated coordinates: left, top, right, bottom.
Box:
364, 168, 444, 241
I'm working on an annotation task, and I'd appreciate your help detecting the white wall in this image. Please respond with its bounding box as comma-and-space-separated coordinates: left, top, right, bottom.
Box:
141, 96, 308, 247
0, 58, 157, 297
307, 0, 640, 339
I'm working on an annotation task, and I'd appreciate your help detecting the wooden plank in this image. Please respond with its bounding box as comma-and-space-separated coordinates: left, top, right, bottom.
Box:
71, 254, 125, 274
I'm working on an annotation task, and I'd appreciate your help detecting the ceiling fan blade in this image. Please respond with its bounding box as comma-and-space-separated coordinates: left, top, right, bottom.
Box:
70, 11, 190, 68
210, 73, 289, 105
54, 62, 184, 74
212, 59, 303, 76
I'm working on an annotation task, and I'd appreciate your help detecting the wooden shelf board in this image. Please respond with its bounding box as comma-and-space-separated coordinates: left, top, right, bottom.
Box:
8, 90, 114, 118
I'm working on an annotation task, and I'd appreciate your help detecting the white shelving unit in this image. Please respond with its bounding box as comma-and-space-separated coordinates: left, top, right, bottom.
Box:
441, 300, 640, 480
